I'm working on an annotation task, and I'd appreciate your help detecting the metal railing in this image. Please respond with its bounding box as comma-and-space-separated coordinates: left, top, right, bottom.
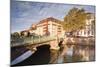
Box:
11, 35, 57, 47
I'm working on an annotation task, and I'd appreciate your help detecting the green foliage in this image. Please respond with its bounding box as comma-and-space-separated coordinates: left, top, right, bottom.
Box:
11, 32, 20, 40
63, 7, 88, 32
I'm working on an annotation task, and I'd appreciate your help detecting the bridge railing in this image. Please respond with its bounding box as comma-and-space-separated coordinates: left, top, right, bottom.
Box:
11, 35, 57, 47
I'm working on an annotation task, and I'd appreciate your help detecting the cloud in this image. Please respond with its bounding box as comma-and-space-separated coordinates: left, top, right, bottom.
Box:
11, 1, 95, 32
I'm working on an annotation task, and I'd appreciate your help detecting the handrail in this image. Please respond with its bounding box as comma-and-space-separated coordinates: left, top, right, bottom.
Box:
11, 35, 57, 47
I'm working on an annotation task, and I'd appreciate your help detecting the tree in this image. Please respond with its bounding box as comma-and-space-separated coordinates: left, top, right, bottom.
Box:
63, 7, 88, 35
11, 32, 20, 40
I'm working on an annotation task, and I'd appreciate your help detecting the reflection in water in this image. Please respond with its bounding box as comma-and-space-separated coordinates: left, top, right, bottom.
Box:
12, 45, 51, 66
56, 45, 95, 63
49, 49, 59, 64
11, 50, 33, 65
11, 44, 95, 66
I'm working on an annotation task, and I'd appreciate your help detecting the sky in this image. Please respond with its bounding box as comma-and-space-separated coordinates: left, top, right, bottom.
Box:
11, 0, 95, 33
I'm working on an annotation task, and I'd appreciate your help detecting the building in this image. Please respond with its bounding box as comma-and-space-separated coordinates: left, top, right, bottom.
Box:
19, 13, 95, 38
30, 17, 65, 38
74, 13, 95, 37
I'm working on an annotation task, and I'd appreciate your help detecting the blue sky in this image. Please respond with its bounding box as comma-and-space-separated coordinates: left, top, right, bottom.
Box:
11, 0, 95, 33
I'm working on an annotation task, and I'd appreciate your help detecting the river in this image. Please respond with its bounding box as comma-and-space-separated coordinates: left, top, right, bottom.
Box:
11, 44, 95, 66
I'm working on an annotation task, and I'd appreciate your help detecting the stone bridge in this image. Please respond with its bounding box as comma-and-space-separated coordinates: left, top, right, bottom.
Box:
11, 35, 95, 51
11, 35, 95, 65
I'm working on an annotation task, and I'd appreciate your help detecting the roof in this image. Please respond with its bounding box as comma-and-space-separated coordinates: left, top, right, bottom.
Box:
37, 17, 63, 25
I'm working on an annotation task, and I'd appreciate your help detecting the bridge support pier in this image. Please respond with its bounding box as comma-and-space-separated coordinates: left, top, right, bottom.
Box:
49, 39, 60, 64
49, 40, 60, 50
